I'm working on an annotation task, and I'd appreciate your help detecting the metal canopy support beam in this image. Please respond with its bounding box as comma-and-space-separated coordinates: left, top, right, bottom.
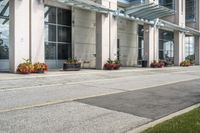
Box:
0, 15, 8, 19
114, 12, 155, 25
57, 0, 115, 14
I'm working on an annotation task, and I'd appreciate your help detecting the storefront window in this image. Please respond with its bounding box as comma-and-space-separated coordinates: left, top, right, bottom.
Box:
159, 30, 174, 64
185, 36, 195, 61
138, 25, 144, 65
0, 0, 9, 59
44, 6, 72, 60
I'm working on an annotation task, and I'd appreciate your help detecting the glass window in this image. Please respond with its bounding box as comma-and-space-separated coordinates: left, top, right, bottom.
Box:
45, 25, 56, 42
0, 0, 9, 59
45, 43, 56, 60
159, 30, 174, 64
159, 0, 175, 9
186, 0, 196, 21
45, 7, 56, 24
138, 25, 144, 65
57, 8, 71, 26
58, 44, 71, 60
58, 26, 71, 43
185, 36, 195, 61
44, 6, 72, 60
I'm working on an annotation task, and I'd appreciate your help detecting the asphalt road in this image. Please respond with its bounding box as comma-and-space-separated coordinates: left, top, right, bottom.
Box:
0, 67, 200, 133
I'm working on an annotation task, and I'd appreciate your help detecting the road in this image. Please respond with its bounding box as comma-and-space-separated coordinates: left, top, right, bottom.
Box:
0, 66, 200, 133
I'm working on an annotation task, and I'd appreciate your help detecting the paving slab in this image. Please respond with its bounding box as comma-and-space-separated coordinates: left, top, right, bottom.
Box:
78, 79, 200, 120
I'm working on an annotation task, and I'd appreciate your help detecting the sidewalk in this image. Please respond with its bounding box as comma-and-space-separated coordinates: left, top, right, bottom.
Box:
0, 66, 200, 133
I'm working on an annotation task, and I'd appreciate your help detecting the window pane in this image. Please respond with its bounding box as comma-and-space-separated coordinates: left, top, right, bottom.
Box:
45, 6, 56, 23
159, 51, 164, 60
58, 44, 71, 60
58, 26, 71, 43
45, 43, 56, 59
45, 24, 56, 42
57, 8, 71, 26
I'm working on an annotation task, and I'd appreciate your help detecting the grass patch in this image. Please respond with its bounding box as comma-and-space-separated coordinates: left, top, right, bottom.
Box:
142, 108, 200, 133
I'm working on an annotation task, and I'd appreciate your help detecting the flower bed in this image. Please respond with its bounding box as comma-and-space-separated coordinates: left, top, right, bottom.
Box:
17, 59, 48, 74
180, 60, 192, 67
150, 60, 164, 68
104, 58, 121, 70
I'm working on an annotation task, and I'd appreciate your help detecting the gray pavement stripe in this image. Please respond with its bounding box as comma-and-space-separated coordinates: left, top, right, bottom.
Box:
77, 79, 200, 120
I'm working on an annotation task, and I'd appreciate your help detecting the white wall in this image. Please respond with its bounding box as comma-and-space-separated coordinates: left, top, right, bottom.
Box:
117, 18, 138, 66
73, 8, 96, 68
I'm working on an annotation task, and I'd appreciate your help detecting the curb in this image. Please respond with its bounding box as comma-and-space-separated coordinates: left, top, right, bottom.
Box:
127, 103, 200, 133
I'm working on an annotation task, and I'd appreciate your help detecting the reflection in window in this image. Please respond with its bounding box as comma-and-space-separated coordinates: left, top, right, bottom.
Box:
44, 6, 72, 60
159, 30, 174, 64
0, 0, 9, 59
185, 36, 195, 61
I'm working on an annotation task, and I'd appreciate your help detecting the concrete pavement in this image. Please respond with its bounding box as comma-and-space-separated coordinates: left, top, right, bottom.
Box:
0, 66, 200, 133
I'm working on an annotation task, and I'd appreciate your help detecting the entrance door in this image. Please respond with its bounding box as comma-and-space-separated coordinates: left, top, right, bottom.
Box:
0, 0, 9, 71
44, 6, 72, 69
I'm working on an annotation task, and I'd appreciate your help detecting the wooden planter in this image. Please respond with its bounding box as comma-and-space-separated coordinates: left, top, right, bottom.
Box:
63, 63, 81, 71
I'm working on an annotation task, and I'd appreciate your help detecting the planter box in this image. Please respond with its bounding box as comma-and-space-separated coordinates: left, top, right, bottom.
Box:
104, 64, 121, 70
63, 63, 81, 71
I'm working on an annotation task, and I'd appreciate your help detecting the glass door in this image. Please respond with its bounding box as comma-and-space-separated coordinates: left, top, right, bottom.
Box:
44, 6, 72, 69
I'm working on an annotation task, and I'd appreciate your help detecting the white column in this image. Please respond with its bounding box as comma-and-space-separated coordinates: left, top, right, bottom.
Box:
9, 0, 30, 72
143, 24, 159, 66
96, 0, 117, 69
174, 31, 185, 65
109, 1, 117, 60
174, 0, 185, 66
30, 0, 45, 64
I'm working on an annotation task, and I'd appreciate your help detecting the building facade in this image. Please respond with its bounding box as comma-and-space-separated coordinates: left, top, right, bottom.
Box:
0, 0, 200, 72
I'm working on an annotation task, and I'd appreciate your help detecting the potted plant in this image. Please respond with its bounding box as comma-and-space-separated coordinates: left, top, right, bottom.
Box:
63, 58, 81, 71
33, 63, 48, 73
180, 60, 191, 67
150, 60, 164, 68
17, 59, 34, 74
104, 58, 121, 70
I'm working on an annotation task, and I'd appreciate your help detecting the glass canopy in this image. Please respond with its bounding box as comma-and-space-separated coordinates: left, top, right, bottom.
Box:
58, 0, 115, 14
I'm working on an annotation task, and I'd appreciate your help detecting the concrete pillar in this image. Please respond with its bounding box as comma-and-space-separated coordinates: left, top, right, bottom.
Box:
174, 31, 185, 65
143, 24, 159, 66
174, 0, 186, 66
195, 1, 200, 65
96, 0, 117, 69
195, 37, 200, 64
30, 0, 45, 64
9, 0, 30, 72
